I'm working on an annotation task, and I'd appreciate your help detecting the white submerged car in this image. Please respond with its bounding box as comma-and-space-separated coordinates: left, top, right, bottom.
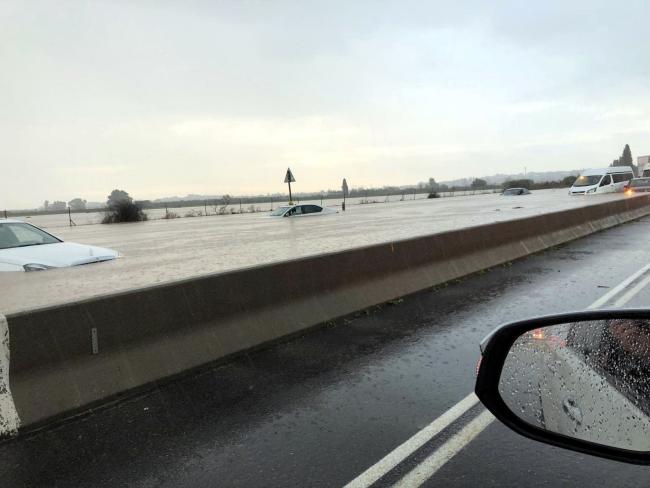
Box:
269, 204, 337, 218
0, 219, 119, 272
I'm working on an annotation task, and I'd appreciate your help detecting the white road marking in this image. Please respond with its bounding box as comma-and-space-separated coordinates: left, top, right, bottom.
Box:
393, 410, 495, 488
343, 392, 479, 488
586, 262, 650, 309
614, 272, 650, 307
344, 261, 650, 488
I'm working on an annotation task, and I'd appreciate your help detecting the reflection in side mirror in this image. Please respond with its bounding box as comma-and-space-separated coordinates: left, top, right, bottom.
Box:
476, 310, 650, 465
500, 320, 650, 451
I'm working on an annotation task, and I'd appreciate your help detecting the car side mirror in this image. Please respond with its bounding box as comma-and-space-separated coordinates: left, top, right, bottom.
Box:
476, 309, 650, 465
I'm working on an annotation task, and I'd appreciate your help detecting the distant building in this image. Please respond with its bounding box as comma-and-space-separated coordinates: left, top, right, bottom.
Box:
49, 201, 67, 211
638, 156, 650, 176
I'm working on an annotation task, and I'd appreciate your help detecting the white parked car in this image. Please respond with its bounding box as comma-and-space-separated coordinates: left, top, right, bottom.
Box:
269, 204, 337, 218
0, 219, 119, 272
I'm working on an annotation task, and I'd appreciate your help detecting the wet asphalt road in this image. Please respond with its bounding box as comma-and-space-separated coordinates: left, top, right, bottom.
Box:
3, 217, 650, 487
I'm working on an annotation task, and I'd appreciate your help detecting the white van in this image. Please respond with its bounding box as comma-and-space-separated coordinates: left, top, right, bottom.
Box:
569, 166, 635, 195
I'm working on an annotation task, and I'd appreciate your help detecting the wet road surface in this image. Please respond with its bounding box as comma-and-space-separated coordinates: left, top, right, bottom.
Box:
2, 216, 650, 487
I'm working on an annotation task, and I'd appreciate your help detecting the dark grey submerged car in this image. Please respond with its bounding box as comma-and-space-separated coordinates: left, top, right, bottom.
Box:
626, 178, 650, 194
502, 188, 531, 196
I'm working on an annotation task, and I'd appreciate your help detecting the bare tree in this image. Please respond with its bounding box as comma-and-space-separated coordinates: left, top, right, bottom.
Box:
216, 194, 231, 215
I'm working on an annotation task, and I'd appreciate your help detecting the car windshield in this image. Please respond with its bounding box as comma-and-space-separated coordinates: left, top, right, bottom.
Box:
573, 175, 602, 186
270, 206, 291, 216
0, 223, 61, 249
630, 178, 650, 187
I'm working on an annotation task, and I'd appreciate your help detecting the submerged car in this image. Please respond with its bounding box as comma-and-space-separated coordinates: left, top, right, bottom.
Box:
269, 204, 337, 217
0, 219, 119, 272
501, 188, 531, 196
625, 177, 650, 195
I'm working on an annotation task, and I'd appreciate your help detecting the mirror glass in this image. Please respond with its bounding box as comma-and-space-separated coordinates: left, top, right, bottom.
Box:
499, 319, 650, 451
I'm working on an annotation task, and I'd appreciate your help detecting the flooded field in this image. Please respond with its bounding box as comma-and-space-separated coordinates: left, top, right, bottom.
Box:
0, 189, 622, 313
12, 190, 495, 229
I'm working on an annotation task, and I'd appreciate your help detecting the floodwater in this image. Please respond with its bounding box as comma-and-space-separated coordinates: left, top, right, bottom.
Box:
0, 189, 625, 313
13, 190, 493, 229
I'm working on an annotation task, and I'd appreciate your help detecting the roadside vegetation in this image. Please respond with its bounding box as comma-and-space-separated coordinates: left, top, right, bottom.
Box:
502, 176, 577, 190
101, 190, 148, 224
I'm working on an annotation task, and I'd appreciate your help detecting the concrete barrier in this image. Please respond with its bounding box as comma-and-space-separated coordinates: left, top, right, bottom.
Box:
4, 194, 650, 433
0, 314, 19, 435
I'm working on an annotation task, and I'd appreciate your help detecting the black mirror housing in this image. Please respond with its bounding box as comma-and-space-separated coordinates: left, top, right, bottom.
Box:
476, 309, 650, 465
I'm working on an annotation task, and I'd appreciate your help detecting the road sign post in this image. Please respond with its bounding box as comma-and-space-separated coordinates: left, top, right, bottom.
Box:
284, 168, 296, 204
342, 178, 349, 211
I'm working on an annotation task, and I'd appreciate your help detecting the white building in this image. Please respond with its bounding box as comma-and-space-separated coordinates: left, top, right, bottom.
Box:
638, 155, 650, 176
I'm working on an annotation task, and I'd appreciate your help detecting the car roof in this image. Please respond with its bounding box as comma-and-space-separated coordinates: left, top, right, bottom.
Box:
0, 219, 24, 224
581, 167, 634, 176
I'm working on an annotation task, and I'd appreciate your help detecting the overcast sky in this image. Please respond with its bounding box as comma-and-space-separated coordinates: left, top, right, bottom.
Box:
2, 0, 650, 208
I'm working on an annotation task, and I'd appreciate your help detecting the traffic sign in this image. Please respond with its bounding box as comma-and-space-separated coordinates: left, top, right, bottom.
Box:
284, 167, 296, 204
284, 168, 296, 183
342, 178, 349, 196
